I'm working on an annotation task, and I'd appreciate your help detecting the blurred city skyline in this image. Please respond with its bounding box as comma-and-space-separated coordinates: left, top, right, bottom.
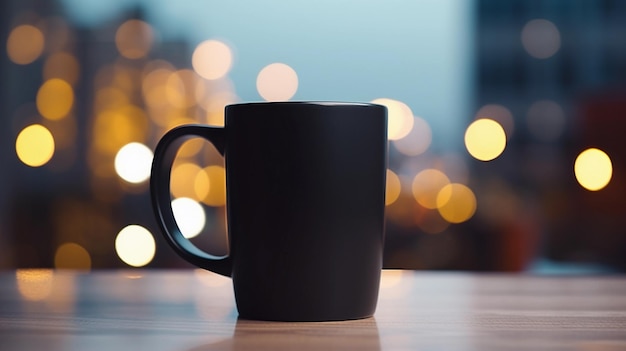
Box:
2, 0, 626, 273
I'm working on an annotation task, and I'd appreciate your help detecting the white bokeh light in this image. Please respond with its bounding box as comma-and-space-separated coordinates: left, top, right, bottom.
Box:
256, 63, 298, 101
115, 225, 156, 267
192, 39, 233, 80
114, 142, 153, 184
172, 197, 206, 239
371, 98, 414, 141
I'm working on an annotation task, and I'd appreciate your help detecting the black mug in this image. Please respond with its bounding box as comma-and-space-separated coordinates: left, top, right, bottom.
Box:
151, 102, 387, 321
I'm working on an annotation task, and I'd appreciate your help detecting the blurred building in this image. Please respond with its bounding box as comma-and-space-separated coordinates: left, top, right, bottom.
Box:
473, 0, 626, 271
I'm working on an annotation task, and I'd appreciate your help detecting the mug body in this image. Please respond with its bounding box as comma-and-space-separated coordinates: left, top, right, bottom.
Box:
224, 102, 387, 321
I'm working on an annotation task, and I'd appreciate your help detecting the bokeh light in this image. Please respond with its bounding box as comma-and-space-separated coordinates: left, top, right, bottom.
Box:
436, 183, 477, 223
526, 100, 566, 142
16, 124, 55, 167
171, 162, 204, 200
43, 52, 80, 86
54, 243, 91, 270
166, 69, 200, 109
574, 148, 612, 191
194, 168, 210, 201
115, 225, 156, 267
6, 24, 45, 65
115, 19, 153, 59
36, 78, 74, 120
114, 142, 153, 184
385, 169, 401, 206
412, 169, 450, 209
172, 197, 206, 239
95, 86, 129, 111
192, 39, 233, 80
199, 165, 227, 207
142, 65, 175, 122
16, 269, 53, 301
464, 118, 506, 161
475, 104, 514, 138
521, 19, 560, 59
256, 63, 298, 101
92, 104, 149, 155
392, 116, 432, 156
371, 98, 414, 141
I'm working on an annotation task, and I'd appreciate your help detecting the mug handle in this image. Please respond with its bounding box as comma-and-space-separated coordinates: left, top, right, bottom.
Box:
151, 124, 232, 277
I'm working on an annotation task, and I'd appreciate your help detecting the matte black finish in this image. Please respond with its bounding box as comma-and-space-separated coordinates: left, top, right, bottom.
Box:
151, 102, 387, 321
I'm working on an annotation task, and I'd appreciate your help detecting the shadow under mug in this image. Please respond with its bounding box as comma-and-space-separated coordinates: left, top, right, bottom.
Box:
151, 101, 387, 321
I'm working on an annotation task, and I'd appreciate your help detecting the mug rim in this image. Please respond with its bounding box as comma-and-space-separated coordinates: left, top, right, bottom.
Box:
226, 101, 384, 109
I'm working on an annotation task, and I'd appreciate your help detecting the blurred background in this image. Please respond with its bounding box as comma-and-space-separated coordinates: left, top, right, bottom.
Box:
2, 0, 625, 273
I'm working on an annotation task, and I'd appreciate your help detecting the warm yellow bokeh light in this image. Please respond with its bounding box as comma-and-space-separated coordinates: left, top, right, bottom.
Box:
171, 163, 203, 200
371, 98, 414, 141
7, 24, 45, 65
574, 148, 612, 191
172, 197, 206, 239
192, 40, 233, 80
464, 118, 506, 161
16, 269, 53, 301
142, 67, 174, 114
115, 225, 156, 267
201, 165, 227, 207
436, 183, 477, 224
54, 243, 91, 270
43, 52, 80, 85
93, 105, 149, 155
37, 78, 74, 120
412, 169, 450, 209
114, 142, 154, 184
166, 69, 200, 109
95, 86, 129, 111
16, 124, 55, 167
115, 19, 153, 59
176, 138, 204, 158
256, 63, 298, 101
385, 169, 401, 206
194, 169, 211, 201
393, 116, 432, 156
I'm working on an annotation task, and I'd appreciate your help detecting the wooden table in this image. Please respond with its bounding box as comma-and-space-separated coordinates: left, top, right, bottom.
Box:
1, 270, 626, 350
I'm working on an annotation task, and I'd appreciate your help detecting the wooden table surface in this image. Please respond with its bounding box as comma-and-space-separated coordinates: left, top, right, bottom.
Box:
1, 269, 626, 351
